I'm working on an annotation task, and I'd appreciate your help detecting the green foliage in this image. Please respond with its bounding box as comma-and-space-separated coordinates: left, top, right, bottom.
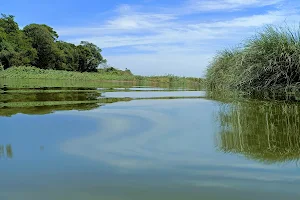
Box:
206, 49, 240, 90
56, 41, 79, 71
0, 14, 18, 34
0, 66, 204, 90
0, 63, 3, 71
0, 66, 136, 81
142, 74, 204, 87
0, 78, 201, 117
0, 15, 37, 69
98, 66, 133, 76
0, 13, 105, 73
23, 24, 60, 69
77, 41, 105, 72
206, 25, 300, 96
0, 13, 203, 87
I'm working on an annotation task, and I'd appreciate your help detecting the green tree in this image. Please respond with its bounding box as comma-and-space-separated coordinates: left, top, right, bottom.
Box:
77, 41, 106, 72
0, 14, 107, 72
0, 15, 37, 69
23, 24, 58, 69
0, 14, 18, 34
56, 41, 79, 71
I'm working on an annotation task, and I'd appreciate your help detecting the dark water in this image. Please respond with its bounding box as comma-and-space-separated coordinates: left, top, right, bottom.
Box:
0, 79, 300, 200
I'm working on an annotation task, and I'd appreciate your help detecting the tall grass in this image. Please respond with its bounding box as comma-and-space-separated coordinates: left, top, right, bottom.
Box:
0, 66, 204, 88
206, 25, 300, 96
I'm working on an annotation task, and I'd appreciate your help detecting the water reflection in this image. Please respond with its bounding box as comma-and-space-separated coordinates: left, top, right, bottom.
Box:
0, 97, 132, 117
216, 101, 300, 164
0, 83, 204, 117
0, 89, 101, 103
2, 90, 300, 199
0, 144, 13, 158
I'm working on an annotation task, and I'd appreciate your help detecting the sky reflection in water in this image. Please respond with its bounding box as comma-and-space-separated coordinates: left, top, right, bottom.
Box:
0, 82, 300, 199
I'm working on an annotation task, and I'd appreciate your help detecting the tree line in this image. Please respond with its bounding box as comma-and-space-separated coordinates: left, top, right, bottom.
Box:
0, 14, 106, 72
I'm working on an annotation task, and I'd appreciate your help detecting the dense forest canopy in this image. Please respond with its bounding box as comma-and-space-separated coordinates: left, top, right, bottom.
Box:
0, 14, 106, 72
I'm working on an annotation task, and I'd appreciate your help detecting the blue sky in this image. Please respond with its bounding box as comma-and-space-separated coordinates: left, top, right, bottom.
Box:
1, 0, 300, 77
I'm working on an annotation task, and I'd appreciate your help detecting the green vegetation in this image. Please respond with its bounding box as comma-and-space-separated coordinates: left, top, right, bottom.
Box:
216, 101, 300, 164
203, 24, 300, 162
0, 66, 136, 81
0, 78, 204, 117
0, 66, 204, 87
0, 14, 203, 87
206, 25, 300, 98
0, 14, 105, 72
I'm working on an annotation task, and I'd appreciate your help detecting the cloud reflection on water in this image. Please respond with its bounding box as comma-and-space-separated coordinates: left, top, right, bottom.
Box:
60, 99, 300, 192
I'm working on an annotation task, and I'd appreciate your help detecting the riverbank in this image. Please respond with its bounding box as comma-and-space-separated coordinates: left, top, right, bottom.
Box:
0, 66, 203, 86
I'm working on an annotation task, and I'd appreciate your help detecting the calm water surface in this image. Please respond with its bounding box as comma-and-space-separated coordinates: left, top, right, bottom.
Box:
0, 79, 300, 200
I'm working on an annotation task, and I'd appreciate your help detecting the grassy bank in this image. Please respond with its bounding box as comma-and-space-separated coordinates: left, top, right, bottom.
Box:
0, 66, 203, 86
206, 25, 300, 98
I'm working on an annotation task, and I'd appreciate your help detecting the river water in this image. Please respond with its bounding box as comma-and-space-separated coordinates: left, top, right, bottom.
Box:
0, 79, 299, 200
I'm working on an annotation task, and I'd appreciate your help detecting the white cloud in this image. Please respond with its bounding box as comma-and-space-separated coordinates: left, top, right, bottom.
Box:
69, 26, 227, 48
55, 0, 296, 76
57, 12, 176, 36
189, 10, 287, 28
107, 13, 176, 30
60, 100, 300, 189
115, 4, 133, 13
189, 0, 283, 11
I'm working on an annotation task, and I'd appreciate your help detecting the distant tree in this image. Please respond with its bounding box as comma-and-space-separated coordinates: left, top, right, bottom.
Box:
56, 41, 79, 71
0, 15, 37, 69
0, 14, 107, 72
124, 68, 133, 75
23, 24, 58, 69
77, 41, 106, 72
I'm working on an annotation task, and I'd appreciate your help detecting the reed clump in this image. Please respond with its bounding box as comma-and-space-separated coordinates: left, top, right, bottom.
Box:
206, 25, 300, 95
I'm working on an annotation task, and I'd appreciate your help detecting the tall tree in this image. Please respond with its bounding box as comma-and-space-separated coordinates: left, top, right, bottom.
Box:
56, 41, 79, 71
0, 14, 18, 34
77, 41, 106, 72
23, 24, 58, 69
0, 14, 107, 72
0, 14, 37, 69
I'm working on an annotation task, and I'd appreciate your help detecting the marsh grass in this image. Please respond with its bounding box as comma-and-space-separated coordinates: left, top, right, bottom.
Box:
206, 25, 300, 98
0, 66, 136, 81
0, 66, 203, 87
